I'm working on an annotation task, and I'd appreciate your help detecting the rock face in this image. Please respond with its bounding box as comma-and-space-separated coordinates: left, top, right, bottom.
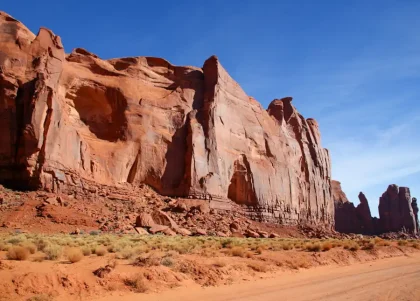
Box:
0, 12, 334, 228
333, 181, 374, 234
412, 198, 419, 233
378, 185, 417, 234
333, 181, 418, 235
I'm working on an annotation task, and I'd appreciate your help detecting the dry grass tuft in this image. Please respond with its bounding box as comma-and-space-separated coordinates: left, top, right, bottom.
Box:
44, 244, 62, 260
132, 253, 161, 267
247, 262, 269, 272
7, 246, 30, 261
321, 241, 333, 251
95, 246, 107, 256
411, 242, 420, 249
81, 246, 92, 256
124, 273, 148, 293
286, 258, 310, 269
348, 243, 360, 251
361, 240, 375, 250
66, 247, 84, 263
230, 246, 246, 257
398, 240, 408, 246
22, 242, 37, 254
305, 243, 321, 252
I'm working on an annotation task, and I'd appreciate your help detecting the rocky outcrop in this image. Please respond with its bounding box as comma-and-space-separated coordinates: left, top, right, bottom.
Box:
412, 198, 419, 233
356, 192, 374, 234
334, 181, 418, 235
378, 185, 417, 234
0, 12, 333, 228
333, 181, 374, 234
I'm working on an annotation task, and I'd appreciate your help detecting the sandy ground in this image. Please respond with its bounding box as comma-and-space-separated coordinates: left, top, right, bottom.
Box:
94, 253, 420, 301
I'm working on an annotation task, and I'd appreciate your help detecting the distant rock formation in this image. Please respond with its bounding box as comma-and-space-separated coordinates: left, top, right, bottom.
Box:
0, 11, 334, 228
333, 181, 374, 234
378, 185, 417, 234
333, 181, 418, 235
412, 198, 419, 233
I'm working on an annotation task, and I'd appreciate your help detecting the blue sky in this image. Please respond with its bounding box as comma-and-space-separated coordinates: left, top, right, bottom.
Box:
3, 1, 419, 216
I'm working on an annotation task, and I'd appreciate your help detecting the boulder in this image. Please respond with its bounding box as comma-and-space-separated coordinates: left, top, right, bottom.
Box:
135, 213, 155, 228
258, 231, 269, 238
229, 222, 241, 232
151, 210, 178, 229
134, 227, 149, 235
175, 227, 192, 236
161, 228, 177, 236
216, 231, 228, 237
245, 229, 260, 238
194, 228, 207, 236
149, 225, 169, 234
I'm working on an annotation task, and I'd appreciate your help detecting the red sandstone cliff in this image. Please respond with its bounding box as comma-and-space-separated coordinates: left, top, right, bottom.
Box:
0, 12, 333, 227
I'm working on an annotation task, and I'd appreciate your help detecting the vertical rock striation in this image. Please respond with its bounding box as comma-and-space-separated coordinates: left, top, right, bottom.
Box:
0, 12, 334, 228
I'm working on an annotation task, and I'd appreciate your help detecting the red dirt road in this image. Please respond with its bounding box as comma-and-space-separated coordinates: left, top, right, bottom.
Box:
95, 253, 420, 301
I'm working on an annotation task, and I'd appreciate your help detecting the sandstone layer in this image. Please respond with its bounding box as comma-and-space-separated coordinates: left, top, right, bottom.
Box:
0, 11, 333, 227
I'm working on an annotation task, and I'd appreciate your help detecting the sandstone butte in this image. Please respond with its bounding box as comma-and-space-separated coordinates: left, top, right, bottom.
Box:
0, 12, 334, 228
333, 181, 419, 235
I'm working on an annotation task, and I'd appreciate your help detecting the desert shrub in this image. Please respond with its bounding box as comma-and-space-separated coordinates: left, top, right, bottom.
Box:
81, 246, 92, 256
247, 262, 269, 272
282, 243, 292, 250
373, 237, 383, 244
124, 274, 148, 293
66, 247, 84, 263
349, 243, 360, 251
245, 251, 254, 258
221, 238, 235, 248
362, 241, 375, 250
34, 238, 49, 252
89, 230, 101, 236
230, 246, 246, 257
305, 243, 321, 252
132, 253, 161, 267
321, 242, 333, 251
161, 256, 175, 267
398, 240, 408, 246
376, 239, 390, 246
44, 244, 62, 260
411, 242, 420, 249
286, 258, 310, 269
0, 242, 11, 251
256, 246, 264, 254
7, 246, 30, 261
118, 247, 134, 260
95, 246, 107, 256
22, 242, 38, 254
7, 237, 23, 245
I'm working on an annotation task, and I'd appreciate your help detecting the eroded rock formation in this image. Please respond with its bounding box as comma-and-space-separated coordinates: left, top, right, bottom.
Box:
378, 185, 417, 234
333, 181, 418, 235
333, 181, 374, 234
0, 12, 333, 227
